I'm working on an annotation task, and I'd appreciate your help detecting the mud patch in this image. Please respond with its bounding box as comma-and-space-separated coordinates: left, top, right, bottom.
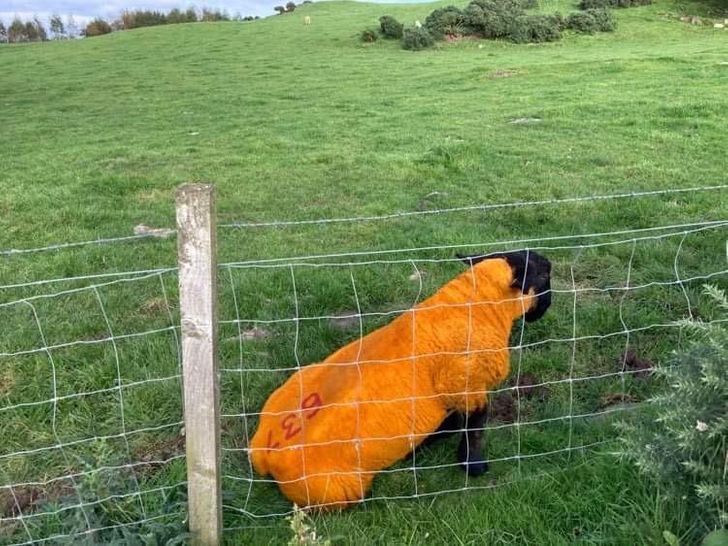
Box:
599, 392, 638, 409
139, 297, 170, 315
511, 372, 549, 401
226, 327, 272, 343
618, 350, 654, 378
133, 434, 185, 471
489, 393, 515, 423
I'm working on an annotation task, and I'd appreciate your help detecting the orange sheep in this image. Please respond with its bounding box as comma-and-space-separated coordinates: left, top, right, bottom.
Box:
249, 250, 552, 509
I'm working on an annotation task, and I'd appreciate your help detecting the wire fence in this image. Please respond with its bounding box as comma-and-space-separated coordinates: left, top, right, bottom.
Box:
0, 183, 726, 544
218, 218, 728, 522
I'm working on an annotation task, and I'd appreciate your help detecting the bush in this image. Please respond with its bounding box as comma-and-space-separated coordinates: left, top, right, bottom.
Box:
286, 2, 297, 12
520, 0, 539, 8
84, 18, 112, 37
508, 14, 561, 42
464, 0, 524, 39
424, 6, 466, 39
401, 26, 435, 50
618, 285, 728, 537
565, 8, 615, 33
379, 15, 404, 38
578, 0, 610, 9
360, 28, 378, 42
580, 0, 650, 7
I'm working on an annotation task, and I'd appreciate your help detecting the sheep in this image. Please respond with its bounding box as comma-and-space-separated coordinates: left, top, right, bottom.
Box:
249, 250, 552, 509
304, 15, 311, 25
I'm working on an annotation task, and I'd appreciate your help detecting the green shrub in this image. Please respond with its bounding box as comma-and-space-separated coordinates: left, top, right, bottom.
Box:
618, 285, 728, 537
84, 18, 112, 37
508, 14, 561, 42
565, 9, 615, 33
401, 26, 435, 50
520, 0, 539, 9
590, 8, 616, 30
578, 0, 611, 9
579, 0, 650, 7
464, 0, 524, 39
360, 28, 378, 42
379, 15, 404, 39
424, 6, 466, 39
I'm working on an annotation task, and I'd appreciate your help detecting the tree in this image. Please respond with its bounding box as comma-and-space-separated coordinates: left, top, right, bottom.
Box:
0, 21, 7, 43
66, 15, 79, 38
8, 18, 26, 42
24, 21, 38, 41
50, 14, 65, 38
286, 1, 297, 11
33, 17, 48, 41
274, 5, 286, 14
84, 18, 112, 37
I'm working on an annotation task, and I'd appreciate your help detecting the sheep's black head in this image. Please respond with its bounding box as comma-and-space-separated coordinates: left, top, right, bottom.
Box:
457, 250, 552, 322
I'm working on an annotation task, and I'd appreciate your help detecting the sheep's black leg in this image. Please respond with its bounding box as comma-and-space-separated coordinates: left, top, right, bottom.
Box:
419, 412, 462, 448
457, 407, 488, 477
405, 413, 462, 461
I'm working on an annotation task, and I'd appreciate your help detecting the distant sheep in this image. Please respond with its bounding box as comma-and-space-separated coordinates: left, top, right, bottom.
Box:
249, 250, 552, 509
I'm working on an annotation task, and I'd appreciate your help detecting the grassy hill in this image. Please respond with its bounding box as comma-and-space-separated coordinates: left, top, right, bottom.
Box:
0, 0, 726, 543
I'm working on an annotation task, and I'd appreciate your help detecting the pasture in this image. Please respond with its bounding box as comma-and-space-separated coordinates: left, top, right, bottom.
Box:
0, 0, 726, 543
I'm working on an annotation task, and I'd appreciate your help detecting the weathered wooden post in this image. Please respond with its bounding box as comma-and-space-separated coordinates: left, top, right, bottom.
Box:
176, 183, 222, 546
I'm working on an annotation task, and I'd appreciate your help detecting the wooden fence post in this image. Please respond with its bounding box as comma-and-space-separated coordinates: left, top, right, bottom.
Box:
176, 183, 222, 546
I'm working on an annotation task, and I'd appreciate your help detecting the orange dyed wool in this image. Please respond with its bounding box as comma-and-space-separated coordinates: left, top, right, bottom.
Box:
249, 257, 538, 509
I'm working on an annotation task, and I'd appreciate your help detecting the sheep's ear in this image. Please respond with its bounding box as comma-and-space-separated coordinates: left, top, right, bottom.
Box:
457, 253, 489, 267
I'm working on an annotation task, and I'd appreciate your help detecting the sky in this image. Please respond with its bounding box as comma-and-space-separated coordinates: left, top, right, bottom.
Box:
0, 0, 421, 28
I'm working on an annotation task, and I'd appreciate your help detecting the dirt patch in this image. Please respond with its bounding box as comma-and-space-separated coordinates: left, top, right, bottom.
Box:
679, 15, 705, 25
618, 350, 654, 378
0, 482, 73, 519
488, 69, 519, 78
226, 327, 272, 343
329, 311, 361, 331
511, 372, 549, 401
600, 392, 639, 409
139, 297, 170, 315
445, 34, 476, 42
489, 393, 515, 423
133, 224, 175, 239
133, 434, 185, 472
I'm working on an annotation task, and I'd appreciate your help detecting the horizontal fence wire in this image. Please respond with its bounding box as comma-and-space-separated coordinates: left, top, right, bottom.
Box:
220, 184, 728, 229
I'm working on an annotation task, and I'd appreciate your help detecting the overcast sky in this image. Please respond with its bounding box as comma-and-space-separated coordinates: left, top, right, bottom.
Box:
0, 0, 419, 27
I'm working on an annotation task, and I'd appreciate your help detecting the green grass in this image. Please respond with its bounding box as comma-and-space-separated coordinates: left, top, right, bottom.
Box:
0, 0, 727, 543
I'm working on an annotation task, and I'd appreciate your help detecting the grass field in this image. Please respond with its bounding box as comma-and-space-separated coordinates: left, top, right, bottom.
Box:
1, 0, 727, 543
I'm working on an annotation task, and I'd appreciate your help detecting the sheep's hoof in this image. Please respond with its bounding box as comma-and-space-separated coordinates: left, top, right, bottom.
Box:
462, 458, 489, 477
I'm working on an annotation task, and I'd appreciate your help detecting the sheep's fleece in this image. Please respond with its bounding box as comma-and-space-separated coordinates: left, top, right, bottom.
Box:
249, 252, 551, 509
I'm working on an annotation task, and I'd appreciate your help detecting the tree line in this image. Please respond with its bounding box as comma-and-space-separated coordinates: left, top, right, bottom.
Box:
0, 4, 299, 43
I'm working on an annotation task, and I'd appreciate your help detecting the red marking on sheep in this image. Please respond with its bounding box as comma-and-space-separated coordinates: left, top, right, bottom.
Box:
266, 429, 281, 450
271, 392, 324, 444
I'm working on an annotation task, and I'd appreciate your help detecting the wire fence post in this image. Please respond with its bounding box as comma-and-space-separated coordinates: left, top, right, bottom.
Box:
176, 183, 222, 546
